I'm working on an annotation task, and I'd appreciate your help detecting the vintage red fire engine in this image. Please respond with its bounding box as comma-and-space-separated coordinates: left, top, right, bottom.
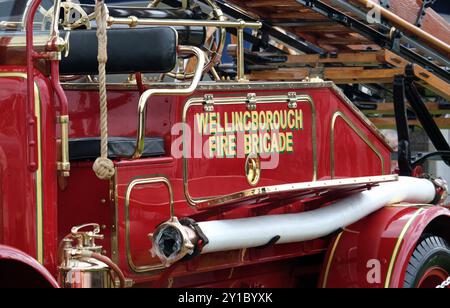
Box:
0, 0, 450, 288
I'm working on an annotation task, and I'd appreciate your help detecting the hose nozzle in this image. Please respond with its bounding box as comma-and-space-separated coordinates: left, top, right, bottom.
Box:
149, 217, 199, 267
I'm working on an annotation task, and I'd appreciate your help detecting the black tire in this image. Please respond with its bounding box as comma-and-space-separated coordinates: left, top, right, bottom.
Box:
403, 235, 450, 288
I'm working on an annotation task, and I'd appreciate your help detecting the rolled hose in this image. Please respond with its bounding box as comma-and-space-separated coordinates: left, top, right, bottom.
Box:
151, 176, 441, 266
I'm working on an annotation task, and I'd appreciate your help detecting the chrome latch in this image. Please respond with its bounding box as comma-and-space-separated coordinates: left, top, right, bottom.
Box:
247, 93, 257, 111
288, 92, 298, 109
203, 94, 215, 112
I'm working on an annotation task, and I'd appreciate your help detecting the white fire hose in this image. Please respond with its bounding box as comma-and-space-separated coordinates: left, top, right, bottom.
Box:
151, 177, 442, 266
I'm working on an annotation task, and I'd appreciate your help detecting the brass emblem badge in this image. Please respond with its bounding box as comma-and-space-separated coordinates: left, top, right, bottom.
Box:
245, 154, 261, 186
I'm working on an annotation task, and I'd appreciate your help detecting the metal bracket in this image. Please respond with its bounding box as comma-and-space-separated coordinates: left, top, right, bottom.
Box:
247, 93, 257, 111
288, 92, 298, 109
203, 94, 215, 112
393, 75, 412, 176
416, 0, 436, 28
404, 68, 450, 166
114, 278, 135, 288
379, 0, 390, 9
389, 27, 403, 53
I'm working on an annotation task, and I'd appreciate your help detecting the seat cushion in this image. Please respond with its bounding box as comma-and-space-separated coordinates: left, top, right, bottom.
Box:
60, 27, 178, 75
69, 137, 165, 160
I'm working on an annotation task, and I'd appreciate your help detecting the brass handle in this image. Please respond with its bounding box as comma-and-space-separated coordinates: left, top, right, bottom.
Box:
71, 223, 101, 236
71, 223, 104, 242
57, 115, 70, 177
245, 154, 261, 186
71, 223, 104, 251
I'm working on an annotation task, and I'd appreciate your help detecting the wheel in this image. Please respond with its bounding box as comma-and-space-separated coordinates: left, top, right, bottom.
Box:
404, 235, 450, 288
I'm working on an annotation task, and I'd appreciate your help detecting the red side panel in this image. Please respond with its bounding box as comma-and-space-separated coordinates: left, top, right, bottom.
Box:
175, 86, 392, 203
0, 73, 39, 258
0, 67, 58, 274
332, 114, 384, 178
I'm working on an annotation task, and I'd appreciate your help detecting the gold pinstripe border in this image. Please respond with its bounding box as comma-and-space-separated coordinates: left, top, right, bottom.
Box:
384, 208, 425, 288
124, 175, 174, 273
330, 111, 385, 178
322, 231, 344, 288
0, 72, 43, 264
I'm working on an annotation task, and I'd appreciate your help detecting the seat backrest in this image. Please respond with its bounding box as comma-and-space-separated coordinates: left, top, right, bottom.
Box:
76, 5, 206, 47
79, 5, 200, 20
60, 27, 178, 75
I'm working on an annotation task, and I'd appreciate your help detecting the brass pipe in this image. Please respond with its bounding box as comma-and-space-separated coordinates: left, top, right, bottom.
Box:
147, 0, 162, 8
132, 45, 206, 158
50, 0, 62, 39
236, 20, 247, 82
107, 16, 262, 29
354, 0, 450, 56
0, 21, 23, 30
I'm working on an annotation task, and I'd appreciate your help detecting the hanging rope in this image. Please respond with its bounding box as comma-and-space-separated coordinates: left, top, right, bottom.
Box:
92, 0, 115, 180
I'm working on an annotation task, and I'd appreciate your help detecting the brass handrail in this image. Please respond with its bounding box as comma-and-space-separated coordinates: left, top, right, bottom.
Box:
354, 0, 450, 56
107, 17, 261, 82
106, 17, 262, 29
132, 45, 206, 159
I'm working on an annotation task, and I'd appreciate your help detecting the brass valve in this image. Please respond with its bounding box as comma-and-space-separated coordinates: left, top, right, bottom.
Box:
71, 223, 104, 252
59, 223, 126, 288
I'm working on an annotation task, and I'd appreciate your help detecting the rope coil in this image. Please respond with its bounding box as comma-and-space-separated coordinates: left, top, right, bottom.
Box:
93, 0, 115, 180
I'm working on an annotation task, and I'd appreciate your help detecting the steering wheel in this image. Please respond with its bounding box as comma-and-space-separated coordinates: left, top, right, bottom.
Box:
43, 1, 92, 30
151, 0, 227, 80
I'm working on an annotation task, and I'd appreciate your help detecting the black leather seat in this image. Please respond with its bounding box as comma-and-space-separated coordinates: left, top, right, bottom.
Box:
69, 137, 165, 161
60, 27, 178, 75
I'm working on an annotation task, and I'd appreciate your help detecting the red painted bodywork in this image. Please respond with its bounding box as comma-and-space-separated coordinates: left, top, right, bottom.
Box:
0, 67, 58, 275
2, 64, 450, 287
1, 0, 450, 288
321, 206, 450, 288
58, 84, 393, 286
0, 245, 58, 288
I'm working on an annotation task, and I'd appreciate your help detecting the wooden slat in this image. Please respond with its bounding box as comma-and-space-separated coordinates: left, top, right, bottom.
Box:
249, 68, 310, 81
316, 37, 373, 45
268, 14, 342, 24
412, 64, 450, 101
285, 51, 384, 65
325, 67, 404, 83
370, 118, 450, 129
380, 50, 450, 100
245, 0, 297, 8
363, 102, 450, 115
381, 49, 411, 68
249, 67, 404, 84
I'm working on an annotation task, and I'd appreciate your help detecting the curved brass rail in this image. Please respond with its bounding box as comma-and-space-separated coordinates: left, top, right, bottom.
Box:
132, 45, 206, 158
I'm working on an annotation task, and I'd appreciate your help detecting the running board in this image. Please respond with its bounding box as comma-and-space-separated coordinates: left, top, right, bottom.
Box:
196, 174, 399, 210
